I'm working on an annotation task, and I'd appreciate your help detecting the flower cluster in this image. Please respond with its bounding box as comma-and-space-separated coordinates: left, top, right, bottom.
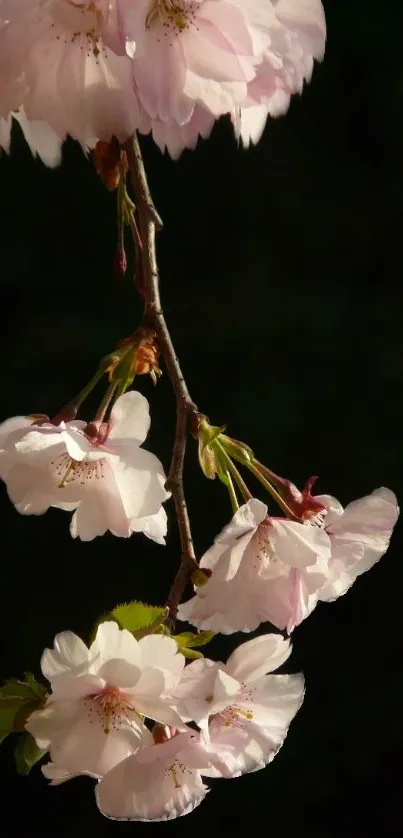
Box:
25, 621, 304, 821
0, 0, 326, 162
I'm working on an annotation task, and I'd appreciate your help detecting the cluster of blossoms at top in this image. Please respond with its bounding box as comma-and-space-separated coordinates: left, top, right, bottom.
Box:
0, 0, 326, 163
25, 621, 304, 820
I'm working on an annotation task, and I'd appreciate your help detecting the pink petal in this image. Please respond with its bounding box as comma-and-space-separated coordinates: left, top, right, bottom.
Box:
225, 634, 292, 682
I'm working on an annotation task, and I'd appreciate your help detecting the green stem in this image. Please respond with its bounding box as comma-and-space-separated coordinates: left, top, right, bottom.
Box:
52, 368, 105, 423
246, 461, 296, 519
215, 441, 252, 504
95, 381, 118, 423
225, 468, 240, 513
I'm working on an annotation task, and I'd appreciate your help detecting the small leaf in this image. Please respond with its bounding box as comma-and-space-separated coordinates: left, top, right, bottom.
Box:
0, 700, 21, 731
24, 674, 47, 702
174, 631, 215, 650
110, 601, 167, 635
0, 681, 35, 701
14, 733, 45, 776
14, 700, 41, 733
0, 678, 47, 746
186, 631, 215, 649
181, 648, 204, 660
173, 632, 196, 648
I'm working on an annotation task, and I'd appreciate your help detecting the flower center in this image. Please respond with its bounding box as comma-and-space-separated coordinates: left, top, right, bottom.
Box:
85, 686, 133, 734
50, 0, 105, 58
214, 703, 254, 729
250, 525, 288, 578
51, 453, 107, 489
146, 0, 198, 37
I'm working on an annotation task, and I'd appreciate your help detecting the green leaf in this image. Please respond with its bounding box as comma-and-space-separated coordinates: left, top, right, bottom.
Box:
0, 700, 21, 731
109, 601, 167, 635
174, 631, 215, 650
173, 632, 195, 648
24, 673, 47, 702
0, 681, 35, 701
14, 700, 41, 733
0, 677, 47, 747
185, 631, 215, 649
14, 733, 45, 776
181, 648, 204, 660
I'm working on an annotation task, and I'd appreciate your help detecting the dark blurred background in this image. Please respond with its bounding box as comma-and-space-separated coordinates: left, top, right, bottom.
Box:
1, 0, 403, 834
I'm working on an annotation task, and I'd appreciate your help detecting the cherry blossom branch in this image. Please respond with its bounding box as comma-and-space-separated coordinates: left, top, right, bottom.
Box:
125, 134, 199, 624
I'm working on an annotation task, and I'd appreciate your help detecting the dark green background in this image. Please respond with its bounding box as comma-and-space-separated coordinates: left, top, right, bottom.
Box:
1, 0, 402, 834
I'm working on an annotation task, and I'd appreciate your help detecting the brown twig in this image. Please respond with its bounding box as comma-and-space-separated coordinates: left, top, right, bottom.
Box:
124, 134, 199, 625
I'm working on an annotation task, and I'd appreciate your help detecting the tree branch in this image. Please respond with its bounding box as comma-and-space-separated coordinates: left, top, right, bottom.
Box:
125, 134, 199, 625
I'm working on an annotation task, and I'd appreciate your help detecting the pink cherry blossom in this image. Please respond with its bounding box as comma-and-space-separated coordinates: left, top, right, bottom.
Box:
177, 498, 331, 633
26, 621, 185, 779
138, 104, 216, 158
172, 634, 304, 776
95, 727, 233, 820
0, 391, 169, 541
314, 487, 399, 601
232, 0, 327, 146
118, 0, 259, 126
0, 0, 139, 149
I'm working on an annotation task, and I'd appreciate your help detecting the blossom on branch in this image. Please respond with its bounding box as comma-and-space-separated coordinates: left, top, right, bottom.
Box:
177, 498, 331, 633
26, 621, 185, 779
0, 391, 169, 541
173, 633, 304, 776
24, 622, 304, 820
95, 729, 213, 821
178, 489, 399, 633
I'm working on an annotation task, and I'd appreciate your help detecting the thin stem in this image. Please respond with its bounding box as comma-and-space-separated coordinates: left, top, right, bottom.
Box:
246, 461, 297, 519
95, 381, 118, 423
225, 468, 240, 513
51, 368, 105, 424
124, 134, 199, 625
215, 441, 252, 504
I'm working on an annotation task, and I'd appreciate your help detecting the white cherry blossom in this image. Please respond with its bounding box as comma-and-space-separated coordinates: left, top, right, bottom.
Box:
315, 487, 399, 601
173, 634, 304, 776
0, 391, 169, 542
177, 498, 331, 633
27, 621, 185, 779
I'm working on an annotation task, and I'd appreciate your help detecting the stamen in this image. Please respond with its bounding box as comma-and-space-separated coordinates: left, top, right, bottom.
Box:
146, 0, 198, 39
51, 454, 107, 489
85, 686, 134, 734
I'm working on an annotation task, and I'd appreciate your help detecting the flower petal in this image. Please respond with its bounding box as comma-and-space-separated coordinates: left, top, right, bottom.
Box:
225, 634, 292, 682
108, 391, 150, 445
41, 631, 90, 682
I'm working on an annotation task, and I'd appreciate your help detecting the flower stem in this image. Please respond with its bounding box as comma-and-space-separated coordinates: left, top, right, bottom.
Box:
51, 368, 105, 423
124, 134, 199, 625
225, 468, 240, 513
95, 381, 118, 423
215, 441, 252, 504
245, 461, 297, 519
